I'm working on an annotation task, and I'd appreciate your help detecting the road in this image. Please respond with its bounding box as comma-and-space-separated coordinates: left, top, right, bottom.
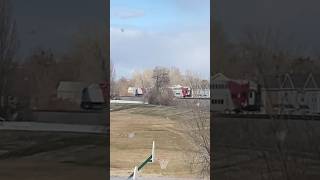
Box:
31, 110, 107, 125
118, 96, 210, 108
0, 121, 107, 134
110, 176, 204, 180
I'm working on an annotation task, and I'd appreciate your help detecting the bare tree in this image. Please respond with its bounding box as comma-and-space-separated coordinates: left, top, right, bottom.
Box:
68, 29, 107, 83
212, 19, 227, 75
116, 77, 134, 96
23, 49, 57, 109
147, 66, 173, 105
182, 72, 210, 178
110, 60, 118, 98
231, 27, 320, 179
0, 0, 18, 118
152, 66, 170, 90
169, 67, 184, 86
131, 69, 153, 88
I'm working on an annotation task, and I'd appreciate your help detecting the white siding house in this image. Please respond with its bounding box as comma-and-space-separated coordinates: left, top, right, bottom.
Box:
211, 73, 234, 112
57, 81, 88, 104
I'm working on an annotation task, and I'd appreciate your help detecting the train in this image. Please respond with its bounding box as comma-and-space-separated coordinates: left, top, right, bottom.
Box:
170, 85, 192, 98
127, 85, 209, 98
128, 87, 147, 97
211, 79, 262, 114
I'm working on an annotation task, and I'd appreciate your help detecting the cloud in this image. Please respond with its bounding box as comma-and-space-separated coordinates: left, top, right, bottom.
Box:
110, 26, 210, 79
111, 7, 145, 19
173, 0, 210, 11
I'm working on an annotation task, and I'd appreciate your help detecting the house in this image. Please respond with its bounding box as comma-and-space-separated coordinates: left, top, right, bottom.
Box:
211, 73, 234, 112
262, 72, 320, 115
57, 81, 88, 104
305, 73, 320, 113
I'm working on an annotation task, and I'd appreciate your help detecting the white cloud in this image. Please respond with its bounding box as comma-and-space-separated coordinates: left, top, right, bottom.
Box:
110, 26, 210, 79
111, 7, 145, 19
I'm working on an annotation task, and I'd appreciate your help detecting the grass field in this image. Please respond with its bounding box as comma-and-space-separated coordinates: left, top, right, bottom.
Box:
0, 131, 108, 180
213, 116, 320, 180
110, 103, 207, 178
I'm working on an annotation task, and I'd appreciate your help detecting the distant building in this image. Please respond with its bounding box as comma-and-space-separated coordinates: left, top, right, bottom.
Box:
57, 81, 88, 104
262, 73, 320, 115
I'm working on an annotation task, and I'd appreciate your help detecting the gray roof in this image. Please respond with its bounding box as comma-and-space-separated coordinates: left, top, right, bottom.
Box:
57, 81, 88, 92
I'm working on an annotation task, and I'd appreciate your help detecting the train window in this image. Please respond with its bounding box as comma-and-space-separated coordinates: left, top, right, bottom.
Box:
221, 99, 224, 104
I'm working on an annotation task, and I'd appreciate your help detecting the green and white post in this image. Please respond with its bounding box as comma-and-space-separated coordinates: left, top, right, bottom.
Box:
128, 141, 155, 180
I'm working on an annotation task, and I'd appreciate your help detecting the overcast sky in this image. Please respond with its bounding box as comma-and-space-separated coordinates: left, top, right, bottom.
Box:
216, 0, 320, 56
110, 0, 210, 79
12, 0, 105, 57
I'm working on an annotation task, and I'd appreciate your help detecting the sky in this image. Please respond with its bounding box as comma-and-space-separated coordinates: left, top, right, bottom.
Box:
216, 0, 320, 57
12, 0, 105, 57
110, 0, 210, 79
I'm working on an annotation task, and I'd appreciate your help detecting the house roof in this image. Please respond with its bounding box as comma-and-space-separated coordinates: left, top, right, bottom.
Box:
212, 73, 229, 81
57, 81, 88, 92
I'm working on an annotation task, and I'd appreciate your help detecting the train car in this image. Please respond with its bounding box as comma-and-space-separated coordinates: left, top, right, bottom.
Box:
128, 87, 147, 97
181, 87, 192, 97
81, 83, 105, 110
135, 87, 146, 96
170, 85, 192, 98
211, 74, 261, 113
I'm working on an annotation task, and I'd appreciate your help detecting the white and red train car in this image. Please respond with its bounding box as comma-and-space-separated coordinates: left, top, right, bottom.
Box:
170, 85, 192, 98
211, 73, 262, 113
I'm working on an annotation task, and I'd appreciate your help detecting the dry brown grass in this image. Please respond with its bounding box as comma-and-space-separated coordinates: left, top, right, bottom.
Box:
110, 105, 200, 178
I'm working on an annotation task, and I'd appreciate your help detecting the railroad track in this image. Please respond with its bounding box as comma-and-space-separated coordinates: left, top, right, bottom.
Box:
176, 97, 210, 100
213, 113, 320, 120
